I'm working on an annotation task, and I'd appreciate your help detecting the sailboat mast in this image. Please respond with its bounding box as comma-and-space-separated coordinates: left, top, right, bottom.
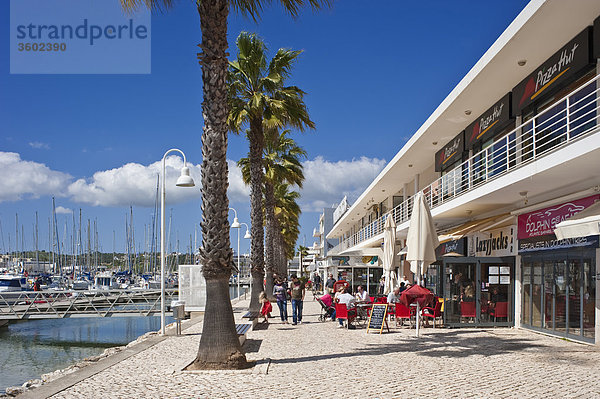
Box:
15, 213, 19, 271
35, 212, 39, 272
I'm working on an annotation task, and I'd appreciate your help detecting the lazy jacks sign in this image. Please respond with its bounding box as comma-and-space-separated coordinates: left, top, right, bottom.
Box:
513, 27, 593, 113
468, 225, 516, 257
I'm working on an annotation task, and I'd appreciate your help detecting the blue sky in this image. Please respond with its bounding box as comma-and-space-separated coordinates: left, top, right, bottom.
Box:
0, 0, 529, 257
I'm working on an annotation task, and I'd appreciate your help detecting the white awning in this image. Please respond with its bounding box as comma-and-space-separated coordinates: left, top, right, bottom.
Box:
554, 201, 600, 240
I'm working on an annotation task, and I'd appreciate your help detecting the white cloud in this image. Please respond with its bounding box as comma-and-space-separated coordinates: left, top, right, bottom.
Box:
0, 151, 382, 214
0, 152, 72, 203
67, 156, 250, 208
28, 141, 50, 150
55, 206, 73, 214
300, 156, 386, 212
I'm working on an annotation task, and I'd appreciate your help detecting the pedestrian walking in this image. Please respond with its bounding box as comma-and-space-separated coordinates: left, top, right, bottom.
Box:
290, 274, 305, 325
325, 273, 336, 294
273, 279, 288, 323
259, 291, 272, 324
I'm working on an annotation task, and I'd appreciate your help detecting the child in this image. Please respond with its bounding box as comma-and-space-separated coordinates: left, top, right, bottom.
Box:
259, 291, 272, 324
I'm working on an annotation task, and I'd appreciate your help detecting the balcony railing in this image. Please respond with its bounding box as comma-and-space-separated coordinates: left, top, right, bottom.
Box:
330, 73, 600, 255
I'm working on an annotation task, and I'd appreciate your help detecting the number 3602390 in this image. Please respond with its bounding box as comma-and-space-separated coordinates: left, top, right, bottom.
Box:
18, 42, 66, 52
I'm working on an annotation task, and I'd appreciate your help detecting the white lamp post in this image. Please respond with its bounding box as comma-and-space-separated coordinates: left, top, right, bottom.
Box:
229, 208, 241, 298
161, 149, 195, 335
240, 222, 250, 295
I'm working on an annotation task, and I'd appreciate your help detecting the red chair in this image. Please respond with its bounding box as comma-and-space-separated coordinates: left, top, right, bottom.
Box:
421, 299, 443, 328
460, 301, 476, 322
395, 303, 412, 327
335, 303, 356, 328
369, 296, 375, 303
375, 297, 387, 304
489, 302, 508, 322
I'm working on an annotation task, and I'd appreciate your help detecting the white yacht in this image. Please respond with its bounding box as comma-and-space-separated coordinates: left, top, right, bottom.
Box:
0, 275, 26, 292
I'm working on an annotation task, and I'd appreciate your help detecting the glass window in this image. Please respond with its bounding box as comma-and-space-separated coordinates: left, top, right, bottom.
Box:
583, 257, 595, 338
522, 262, 531, 325
532, 261, 543, 327
569, 79, 597, 138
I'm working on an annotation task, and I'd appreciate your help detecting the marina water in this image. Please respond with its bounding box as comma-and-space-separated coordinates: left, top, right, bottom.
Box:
0, 285, 244, 392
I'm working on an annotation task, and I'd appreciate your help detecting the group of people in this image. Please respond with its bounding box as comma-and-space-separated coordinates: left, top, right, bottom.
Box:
317, 284, 373, 328
260, 273, 306, 326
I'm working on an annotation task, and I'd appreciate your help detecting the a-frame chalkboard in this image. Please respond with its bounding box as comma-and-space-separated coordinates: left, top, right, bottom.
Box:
366, 303, 389, 334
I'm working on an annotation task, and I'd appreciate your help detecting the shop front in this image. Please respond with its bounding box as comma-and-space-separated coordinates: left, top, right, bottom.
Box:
331, 256, 384, 296
443, 225, 516, 327
431, 225, 517, 327
518, 195, 598, 343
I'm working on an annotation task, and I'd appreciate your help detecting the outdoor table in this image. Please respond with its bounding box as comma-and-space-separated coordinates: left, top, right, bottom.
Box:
356, 302, 372, 320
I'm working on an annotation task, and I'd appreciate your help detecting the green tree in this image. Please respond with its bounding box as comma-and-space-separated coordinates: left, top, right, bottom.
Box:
297, 244, 309, 277
274, 182, 302, 272
239, 129, 306, 296
228, 32, 314, 311
121, 0, 327, 371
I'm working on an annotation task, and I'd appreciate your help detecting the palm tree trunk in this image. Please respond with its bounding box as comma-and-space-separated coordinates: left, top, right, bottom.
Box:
248, 117, 265, 311
192, 0, 247, 370
275, 226, 287, 276
264, 181, 276, 299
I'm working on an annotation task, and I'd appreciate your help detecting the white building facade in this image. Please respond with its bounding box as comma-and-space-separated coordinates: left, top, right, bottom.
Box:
326, 0, 600, 345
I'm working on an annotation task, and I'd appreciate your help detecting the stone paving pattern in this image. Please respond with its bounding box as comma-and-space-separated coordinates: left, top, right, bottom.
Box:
47, 299, 600, 398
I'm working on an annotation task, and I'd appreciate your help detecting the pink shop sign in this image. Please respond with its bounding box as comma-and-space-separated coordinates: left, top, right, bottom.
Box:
517, 194, 600, 240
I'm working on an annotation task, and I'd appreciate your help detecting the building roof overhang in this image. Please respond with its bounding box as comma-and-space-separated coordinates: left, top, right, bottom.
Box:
328, 0, 600, 239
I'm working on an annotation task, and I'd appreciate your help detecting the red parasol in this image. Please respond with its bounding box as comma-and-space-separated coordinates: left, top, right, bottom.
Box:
400, 284, 434, 308
333, 280, 350, 292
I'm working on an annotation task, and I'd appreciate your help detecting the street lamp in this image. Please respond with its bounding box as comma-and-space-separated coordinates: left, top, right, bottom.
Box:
161, 149, 195, 335
239, 222, 251, 294
229, 208, 242, 298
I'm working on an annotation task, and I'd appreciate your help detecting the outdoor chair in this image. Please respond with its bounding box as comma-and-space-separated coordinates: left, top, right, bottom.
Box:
489, 301, 508, 322
460, 301, 476, 322
394, 303, 412, 327
421, 299, 443, 328
369, 296, 375, 303
335, 303, 356, 329
375, 297, 387, 304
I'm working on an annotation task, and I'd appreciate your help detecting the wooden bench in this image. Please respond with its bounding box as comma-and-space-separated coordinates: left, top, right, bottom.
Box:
235, 323, 252, 345
242, 311, 260, 320
242, 311, 260, 330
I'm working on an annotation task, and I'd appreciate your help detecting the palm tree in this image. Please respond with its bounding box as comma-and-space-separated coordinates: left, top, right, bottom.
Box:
121, 0, 328, 370
228, 32, 314, 311
125, 0, 248, 371
297, 245, 309, 277
264, 129, 306, 294
273, 182, 302, 273
239, 129, 306, 296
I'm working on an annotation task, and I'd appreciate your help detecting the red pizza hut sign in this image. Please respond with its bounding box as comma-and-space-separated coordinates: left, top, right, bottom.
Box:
513, 28, 592, 113
465, 93, 512, 149
517, 194, 600, 240
435, 131, 464, 171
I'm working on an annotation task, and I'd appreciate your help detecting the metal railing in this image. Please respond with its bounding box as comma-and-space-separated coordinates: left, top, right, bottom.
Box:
0, 289, 178, 320
330, 73, 600, 254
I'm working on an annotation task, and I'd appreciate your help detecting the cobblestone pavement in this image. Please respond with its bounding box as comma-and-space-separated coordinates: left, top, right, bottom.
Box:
47, 299, 600, 399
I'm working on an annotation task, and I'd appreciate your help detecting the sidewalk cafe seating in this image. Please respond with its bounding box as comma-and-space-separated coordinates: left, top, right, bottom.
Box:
335, 303, 356, 329
489, 301, 508, 322
460, 301, 476, 322
394, 303, 413, 327
421, 299, 443, 328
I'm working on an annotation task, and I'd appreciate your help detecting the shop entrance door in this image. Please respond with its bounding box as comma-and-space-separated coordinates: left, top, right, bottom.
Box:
444, 260, 477, 325
444, 257, 514, 327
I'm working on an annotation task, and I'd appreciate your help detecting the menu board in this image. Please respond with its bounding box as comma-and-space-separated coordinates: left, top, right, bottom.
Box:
367, 304, 388, 334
